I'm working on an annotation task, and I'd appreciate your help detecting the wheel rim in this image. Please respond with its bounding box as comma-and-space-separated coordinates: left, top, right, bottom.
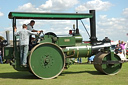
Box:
94, 52, 122, 75
29, 43, 65, 79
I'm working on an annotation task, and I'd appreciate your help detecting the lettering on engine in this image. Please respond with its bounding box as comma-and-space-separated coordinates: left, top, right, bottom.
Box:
64, 39, 70, 42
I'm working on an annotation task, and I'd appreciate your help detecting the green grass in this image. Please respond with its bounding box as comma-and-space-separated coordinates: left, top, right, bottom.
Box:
0, 63, 128, 85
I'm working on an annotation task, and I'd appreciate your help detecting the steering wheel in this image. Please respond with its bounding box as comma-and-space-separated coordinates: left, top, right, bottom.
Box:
38, 31, 44, 37
35, 31, 44, 43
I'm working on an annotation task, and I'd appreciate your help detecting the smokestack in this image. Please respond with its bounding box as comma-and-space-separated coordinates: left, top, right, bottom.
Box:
89, 10, 97, 46
6, 31, 10, 45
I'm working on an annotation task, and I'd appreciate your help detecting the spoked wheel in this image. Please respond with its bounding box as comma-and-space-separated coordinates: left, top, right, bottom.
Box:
94, 52, 122, 75
29, 43, 65, 79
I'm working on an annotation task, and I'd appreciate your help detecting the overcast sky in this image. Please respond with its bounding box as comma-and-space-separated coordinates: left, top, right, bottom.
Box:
0, 0, 128, 42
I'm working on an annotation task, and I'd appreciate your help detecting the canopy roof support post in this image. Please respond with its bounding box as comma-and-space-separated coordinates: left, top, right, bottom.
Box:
12, 17, 16, 54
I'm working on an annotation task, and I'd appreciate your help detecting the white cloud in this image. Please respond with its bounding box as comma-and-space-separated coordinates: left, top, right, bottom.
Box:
75, 0, 112, 12
96, 15, 128, 41
123, 8, 128, 18
40, 0, 78, 11
17, 3, 36, 11
16, 3, 47, 12
0, 12, 4, 17
16, 0, 78, 12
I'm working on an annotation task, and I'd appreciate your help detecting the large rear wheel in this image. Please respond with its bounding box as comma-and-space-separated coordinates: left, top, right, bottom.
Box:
29, 43, 65, 79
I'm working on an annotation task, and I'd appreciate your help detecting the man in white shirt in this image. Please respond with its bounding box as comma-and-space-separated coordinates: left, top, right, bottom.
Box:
15, 24, 39, 67
27, 20, 43, 50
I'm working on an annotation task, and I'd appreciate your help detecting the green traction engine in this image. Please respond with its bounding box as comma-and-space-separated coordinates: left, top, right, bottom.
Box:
3, 10, 125, 79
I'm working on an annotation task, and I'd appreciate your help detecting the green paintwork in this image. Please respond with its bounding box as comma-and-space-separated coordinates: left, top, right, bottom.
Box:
41, 37, 53, 43
4, 46, 13, 59
40, 33, 83, 46
40, 33, 56, 43
56, 36, 75, 46
8, 12, 93, 20
102, 54, 122, 74
74, 35, 83, 44
110, 49, 115, 60
29, 43, 65, 79
64, 43, 92, 58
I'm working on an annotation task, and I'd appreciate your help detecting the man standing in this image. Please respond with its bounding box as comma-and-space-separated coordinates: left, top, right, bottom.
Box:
15, 24, 39, 67
27, 20, 43, 50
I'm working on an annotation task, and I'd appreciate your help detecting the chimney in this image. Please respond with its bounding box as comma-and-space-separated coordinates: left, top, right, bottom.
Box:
89, 10, 97, 46
6, 31, 10, 45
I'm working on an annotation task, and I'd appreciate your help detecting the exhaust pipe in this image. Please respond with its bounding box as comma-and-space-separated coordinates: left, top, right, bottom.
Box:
6, 31, 10, 45
89, 10, 97, 46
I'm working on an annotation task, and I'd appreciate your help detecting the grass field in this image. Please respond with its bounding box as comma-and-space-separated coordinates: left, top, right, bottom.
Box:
0, 63, 128, 85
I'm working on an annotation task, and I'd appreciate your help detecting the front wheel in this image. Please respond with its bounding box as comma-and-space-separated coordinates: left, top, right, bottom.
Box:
93, 52, 122, 75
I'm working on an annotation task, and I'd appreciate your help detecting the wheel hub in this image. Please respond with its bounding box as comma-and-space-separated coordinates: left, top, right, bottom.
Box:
41, 55, 54, 68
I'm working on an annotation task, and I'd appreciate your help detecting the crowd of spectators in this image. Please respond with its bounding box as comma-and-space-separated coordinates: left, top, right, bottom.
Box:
115, 40, 127, 60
